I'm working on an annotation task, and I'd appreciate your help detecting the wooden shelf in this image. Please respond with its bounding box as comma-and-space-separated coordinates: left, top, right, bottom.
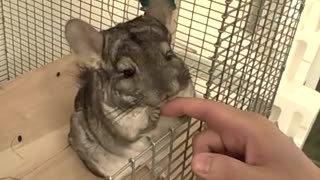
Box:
0, 54, 104, 180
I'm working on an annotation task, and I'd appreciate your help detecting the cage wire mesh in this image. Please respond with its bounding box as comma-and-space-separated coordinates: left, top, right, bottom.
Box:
0, 0, 304, 179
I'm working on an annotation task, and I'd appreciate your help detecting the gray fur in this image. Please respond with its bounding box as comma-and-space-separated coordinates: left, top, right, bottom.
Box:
65, 1, 195, 179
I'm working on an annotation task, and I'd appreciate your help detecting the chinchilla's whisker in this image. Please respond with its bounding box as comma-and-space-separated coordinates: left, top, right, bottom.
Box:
105, 104, 132, 119
111, 107, 137, 124
111, 98, 142, 120
107, 97, 143, 116
112, 106, 136, 122
109, 105, 134, 120
111, 97, 144, 124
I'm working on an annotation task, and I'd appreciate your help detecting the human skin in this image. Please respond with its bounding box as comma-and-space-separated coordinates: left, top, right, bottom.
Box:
160, 97, 320, 180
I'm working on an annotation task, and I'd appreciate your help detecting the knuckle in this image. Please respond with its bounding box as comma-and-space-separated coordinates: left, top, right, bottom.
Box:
192, 131, 203, 147
192, 134, 200, 151
192, 129, 207, 144
245, 111, 270, 128
192, 130, 200, 141
191, 129, 212, 152
246, 111, 264, 120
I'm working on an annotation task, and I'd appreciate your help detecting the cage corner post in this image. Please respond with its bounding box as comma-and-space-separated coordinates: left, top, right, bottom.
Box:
0, 0, 9, 82
169, 0, 181, 46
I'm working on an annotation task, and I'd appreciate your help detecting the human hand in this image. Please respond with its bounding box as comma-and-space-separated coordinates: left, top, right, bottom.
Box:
160, 97, 320, 180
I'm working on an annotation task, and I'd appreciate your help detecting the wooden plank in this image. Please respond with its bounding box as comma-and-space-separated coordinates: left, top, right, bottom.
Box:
0, 54, 80, 178
0, 125, 70, 178
0, 54, 79, 151
22, 145, 102, 180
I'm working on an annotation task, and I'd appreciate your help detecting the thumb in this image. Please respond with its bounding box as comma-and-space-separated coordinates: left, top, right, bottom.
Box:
192, 153, 260, 180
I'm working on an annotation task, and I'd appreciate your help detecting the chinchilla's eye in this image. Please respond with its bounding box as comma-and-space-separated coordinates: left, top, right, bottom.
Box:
165, 51, 176, 61
122, 68, 135, 78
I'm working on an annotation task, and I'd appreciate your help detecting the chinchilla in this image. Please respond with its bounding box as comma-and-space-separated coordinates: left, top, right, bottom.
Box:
65, 0, 195, 179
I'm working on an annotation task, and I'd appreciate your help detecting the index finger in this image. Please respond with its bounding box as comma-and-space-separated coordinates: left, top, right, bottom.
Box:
160, 97, 248, 131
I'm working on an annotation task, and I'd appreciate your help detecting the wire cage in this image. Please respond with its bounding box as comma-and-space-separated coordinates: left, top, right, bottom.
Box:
0, 0, 304, 179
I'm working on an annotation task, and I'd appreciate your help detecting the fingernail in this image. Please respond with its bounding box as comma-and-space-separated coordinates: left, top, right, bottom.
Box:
193, 154, 212, 174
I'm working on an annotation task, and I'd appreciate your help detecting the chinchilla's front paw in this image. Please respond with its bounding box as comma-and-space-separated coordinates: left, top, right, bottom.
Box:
147, 107, 161, 129
139, 107, 160, 135
155, 167, 168, 180
147, 164, 167, 180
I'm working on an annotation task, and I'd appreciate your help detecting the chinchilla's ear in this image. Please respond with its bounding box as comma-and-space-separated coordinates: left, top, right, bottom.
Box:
145, 0, 174, 29
65, 19, 104, 69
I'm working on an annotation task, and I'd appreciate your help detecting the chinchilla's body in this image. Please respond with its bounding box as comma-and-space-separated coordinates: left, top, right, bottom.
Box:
65, 0, 195, 179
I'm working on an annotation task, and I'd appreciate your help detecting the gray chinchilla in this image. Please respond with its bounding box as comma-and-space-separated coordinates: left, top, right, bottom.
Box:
65, 0, 195, 179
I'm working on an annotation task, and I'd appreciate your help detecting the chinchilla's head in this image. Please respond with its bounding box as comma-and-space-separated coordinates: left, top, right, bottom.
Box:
65, 0, 192, 109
